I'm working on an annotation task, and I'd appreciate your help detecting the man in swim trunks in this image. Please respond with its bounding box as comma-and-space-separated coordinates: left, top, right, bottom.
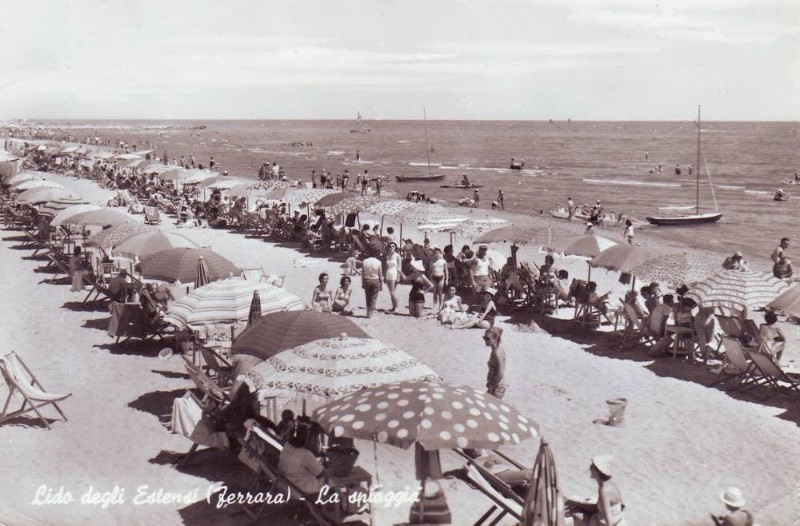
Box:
470, 245, 492, 297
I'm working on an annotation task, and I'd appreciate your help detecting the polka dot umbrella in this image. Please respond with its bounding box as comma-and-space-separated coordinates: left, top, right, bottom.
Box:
312, 380, 539, 451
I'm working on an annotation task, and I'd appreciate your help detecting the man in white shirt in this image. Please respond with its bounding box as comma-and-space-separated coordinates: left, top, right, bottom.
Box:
362, 255, 383, 317
471, 245, 492, 296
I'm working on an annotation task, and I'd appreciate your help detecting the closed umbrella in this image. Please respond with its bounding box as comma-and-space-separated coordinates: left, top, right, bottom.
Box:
112, 231, 199, 259
768, 283, 800, 318
240, 337, 442, 403
136, 247, 241, 284
84, 223, 156, 249
248, 290, 262, 326
63, 208, 138, 227
521, 438, 565, 526
687, 268, 791, 315
232, 311, 370, 361
312, 381, 539, 450
163, 278, 303, 328
195, 256, 210, 288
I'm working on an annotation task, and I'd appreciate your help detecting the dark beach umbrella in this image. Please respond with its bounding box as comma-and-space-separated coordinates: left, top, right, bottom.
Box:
231, 311, 370, 361
521, 438, 565, 526
136, 247, 241, 284
248, 290, 262, 326
314, 192, 350, 208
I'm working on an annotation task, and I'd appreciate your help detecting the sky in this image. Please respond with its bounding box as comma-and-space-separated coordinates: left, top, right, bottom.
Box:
1, 0, 798, 120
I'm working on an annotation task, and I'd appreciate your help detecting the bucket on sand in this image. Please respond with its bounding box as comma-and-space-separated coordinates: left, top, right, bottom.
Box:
605, 397, 628, 427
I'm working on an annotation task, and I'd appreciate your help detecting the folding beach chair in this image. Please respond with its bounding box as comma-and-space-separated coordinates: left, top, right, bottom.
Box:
745, 350, 800, 400
714, 315, 746, 352
184, 359, 231, 405
171, 390, 229, 466
462, 463, 523, 525
710, 337, 761, 391
198, 345, 234, 387
0, 352, 71, 429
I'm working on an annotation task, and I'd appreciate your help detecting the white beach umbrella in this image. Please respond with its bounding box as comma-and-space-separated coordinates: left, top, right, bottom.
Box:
51, 204, 105, 226
13, 179, 64, 191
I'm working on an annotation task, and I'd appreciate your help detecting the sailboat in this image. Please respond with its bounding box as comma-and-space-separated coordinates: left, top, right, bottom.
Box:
396, 108, 445, 182
349, 111, 370, 133
646, 106, 722, 226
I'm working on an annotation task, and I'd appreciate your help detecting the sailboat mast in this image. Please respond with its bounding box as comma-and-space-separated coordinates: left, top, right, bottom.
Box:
696, 105, 701, 214
423, 107, 432, 177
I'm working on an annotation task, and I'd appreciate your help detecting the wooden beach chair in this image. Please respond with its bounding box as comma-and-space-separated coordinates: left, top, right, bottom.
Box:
184, 360, 231, 405
460, 462, 523, 525
710, 337, 761, 391
198, 345, 234, 387
0, 352, 71, 429
745, 350, 800, 400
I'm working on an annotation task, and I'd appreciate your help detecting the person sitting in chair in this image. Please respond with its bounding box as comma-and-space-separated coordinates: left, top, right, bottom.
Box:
759, 311, 787, 363
278, 424, 328, 498
107, 269, 131, 303
586, 281, 616, 325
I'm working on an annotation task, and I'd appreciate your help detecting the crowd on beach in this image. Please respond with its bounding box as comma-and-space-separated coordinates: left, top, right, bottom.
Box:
2, 130, 797, 525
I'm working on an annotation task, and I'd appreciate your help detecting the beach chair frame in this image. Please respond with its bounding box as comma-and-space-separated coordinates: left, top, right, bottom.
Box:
710, 337, 762, 391
745, 350, 800, 400
0, 352, 71, 430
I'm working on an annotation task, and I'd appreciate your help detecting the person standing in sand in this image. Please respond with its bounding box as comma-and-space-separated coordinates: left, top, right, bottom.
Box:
771, 237, 789, 264
473, 189, 480, 208
362, 254, 383, 318
497, 189, 505, 210
483, 327, 506, 399
623, 219, 634, 245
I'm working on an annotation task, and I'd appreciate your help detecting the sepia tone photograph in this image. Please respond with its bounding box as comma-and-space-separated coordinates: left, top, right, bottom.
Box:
1, 1, 799, 525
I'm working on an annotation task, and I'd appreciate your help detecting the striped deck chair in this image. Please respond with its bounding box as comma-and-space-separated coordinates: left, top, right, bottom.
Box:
745, 350, 800, 400
0, 352, 71, 429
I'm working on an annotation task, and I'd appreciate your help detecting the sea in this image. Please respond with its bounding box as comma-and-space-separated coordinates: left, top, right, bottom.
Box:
14, 119, 800, 261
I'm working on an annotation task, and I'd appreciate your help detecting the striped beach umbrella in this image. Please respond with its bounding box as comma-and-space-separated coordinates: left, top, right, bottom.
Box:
232, 311, 369, 361
521, 439, 565, 526
241, 337, 443, 404
312, 381, 539, 450
163, 278, 304, 328
136, 247, 241, 284
112, 231, 199, 259
687, 268, 791, 314
84, 223, 156, 249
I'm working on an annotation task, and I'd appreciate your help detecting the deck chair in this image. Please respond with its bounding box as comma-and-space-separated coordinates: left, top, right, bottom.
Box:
237, 421, 338, 525
745, 350, 800, 399
171, 390, 229, 465
198, 345, 234, 387
618, 303, 644, 346
714, 316, 746, 353
143, 206, 161, 225
742, 319, 763, 346
0, 352, 71, 429
462, 463, 523, 525
710, 337, 761, 390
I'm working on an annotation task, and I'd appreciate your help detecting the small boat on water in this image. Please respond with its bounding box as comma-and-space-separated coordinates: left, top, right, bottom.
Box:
395, 174, 445, 182
509, 158, 525, 170
781, 178, 800, 185
646, 106, 723, 226
774, 190, 790, 201
441, 184, 483, 189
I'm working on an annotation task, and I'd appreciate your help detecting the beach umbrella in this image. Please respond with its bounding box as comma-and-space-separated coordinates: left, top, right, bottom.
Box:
686, 268, 791, 315
521, 439, 565, 526
474, 225, 539, 245
63, 208, 138, 227
312, 381, 539, 450
282, 188, 340, 207
261, 186, 291, 201
240, 337, 442, 406
768, 283, 800, 318
17, 187, 80, 204
232, 311, 370, 361
195, 256, 210, 288
326, 195, 381, 215
197, 176, 245, 189
549, 234, 619, 259
228, 180, 288, 198
628, 252, 719, 287
157, 168, 189, 182
163, 278, 303, 328
5, 172, 44, 186
37, 197, 91, 216
84, 223, 156, 249
590, 244, 663, 274
136, 247, 241, 284
248, 290, 262, 326
112, 231, 199, 259
13, 179, 64, 191
367, 199, 416, 216
314, 192, 350, 208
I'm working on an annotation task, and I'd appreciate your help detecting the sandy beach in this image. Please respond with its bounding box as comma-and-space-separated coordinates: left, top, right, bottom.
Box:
2, 170, 800, 526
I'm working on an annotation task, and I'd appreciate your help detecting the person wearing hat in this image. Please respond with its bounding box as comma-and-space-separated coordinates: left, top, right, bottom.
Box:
452, 287, 497, 330
407, 259, 434, 318
722, 251, 748, 271
566, 455, 627, 526
712, 487, 753, 526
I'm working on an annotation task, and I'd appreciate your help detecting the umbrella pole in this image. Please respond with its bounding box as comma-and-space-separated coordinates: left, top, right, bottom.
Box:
587, 263, 592, 282
400, 223, 403, 244
631, 275, 636, 291
380, 215, 384, 236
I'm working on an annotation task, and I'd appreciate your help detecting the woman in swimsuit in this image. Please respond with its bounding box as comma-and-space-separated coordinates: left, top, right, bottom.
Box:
332, 276, 354, 315
759, 311, 787, 363
311, 272, 332, 312
436, 285, 465, 324
567, 455, 627, 526
384, 242, 402, 312
429, 248, 448, 310
453, 288, 498, 330
483, 327, 506, 399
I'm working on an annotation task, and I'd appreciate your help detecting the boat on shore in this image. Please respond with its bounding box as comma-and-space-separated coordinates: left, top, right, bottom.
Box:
395, 174, 445, 182
646, 106, 722, 226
